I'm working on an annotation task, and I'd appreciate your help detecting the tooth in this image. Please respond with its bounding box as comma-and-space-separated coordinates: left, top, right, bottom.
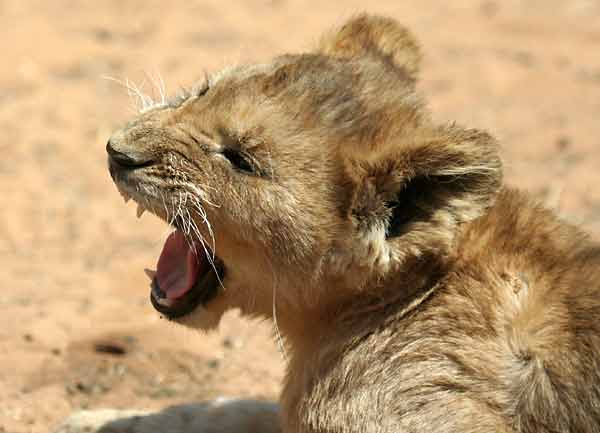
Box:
144, 268, 156, 280
120, 190, 131, 203
157, 297, 174, 307
136, 204, 145, 218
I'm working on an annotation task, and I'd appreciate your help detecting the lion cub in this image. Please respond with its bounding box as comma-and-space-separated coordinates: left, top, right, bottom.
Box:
65, 13, 600, 433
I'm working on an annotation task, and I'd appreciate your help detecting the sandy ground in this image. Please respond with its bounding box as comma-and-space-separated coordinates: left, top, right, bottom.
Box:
1, 1, 599, 432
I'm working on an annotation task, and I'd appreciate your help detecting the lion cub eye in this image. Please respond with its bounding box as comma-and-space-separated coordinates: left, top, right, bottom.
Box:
222, 148, 255, 174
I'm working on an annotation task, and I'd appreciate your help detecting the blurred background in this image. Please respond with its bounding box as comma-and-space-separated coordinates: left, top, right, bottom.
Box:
1, 1, 599, 432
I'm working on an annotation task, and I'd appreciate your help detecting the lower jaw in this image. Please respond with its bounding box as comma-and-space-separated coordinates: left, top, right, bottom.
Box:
150, 259, 225, 319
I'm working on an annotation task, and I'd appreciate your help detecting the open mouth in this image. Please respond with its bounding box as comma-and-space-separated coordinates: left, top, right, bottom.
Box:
147, 229, 225, 319
107, 151, 224, 319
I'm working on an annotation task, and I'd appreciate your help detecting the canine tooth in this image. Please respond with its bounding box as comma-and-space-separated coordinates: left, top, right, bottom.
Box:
120, 190, 131, 203
156, 297, 174, 307
136, 204, 145, 218
144, 268, 156, 280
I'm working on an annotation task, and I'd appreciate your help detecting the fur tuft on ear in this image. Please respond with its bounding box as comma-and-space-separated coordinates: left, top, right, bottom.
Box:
343, 125, 502, 273
317, 13, 421, 82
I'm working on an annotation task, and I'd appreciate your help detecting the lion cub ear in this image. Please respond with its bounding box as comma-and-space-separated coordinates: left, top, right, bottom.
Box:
317, 13, 421, 82
345, 126, 502, 270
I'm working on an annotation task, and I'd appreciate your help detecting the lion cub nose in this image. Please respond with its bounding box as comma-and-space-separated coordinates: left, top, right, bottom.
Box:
106, 134, 154, 168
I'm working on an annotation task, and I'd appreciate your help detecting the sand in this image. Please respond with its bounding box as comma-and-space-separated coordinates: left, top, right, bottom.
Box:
2, 1, 600, 432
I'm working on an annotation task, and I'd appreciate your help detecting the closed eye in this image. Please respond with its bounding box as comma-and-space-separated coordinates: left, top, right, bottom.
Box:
222, 148, 255, 174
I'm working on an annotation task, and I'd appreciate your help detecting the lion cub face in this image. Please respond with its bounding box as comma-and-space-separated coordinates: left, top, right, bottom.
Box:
107, 15, 501, 330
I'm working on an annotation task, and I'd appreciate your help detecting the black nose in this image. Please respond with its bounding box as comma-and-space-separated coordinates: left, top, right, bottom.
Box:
106, 138, 154, 168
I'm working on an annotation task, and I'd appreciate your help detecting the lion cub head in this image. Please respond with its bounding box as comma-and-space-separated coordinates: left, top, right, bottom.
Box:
107, 14, 502, 333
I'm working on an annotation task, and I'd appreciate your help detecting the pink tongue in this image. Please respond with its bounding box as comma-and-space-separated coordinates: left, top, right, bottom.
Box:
156, 230, 202, 300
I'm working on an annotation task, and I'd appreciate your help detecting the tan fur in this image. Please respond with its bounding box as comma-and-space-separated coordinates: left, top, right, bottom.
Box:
77, 13, 600, 433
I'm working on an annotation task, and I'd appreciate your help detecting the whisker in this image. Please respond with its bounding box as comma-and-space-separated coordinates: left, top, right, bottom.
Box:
190, 199, 216, 257
188, 184, 219, 207
146, 69, 167, 108
176, 187, 223, 289
102, 75, 145, 113
197, 235, 226, 290
126, 77, 153, 112
270, 262, 287, 361
158, 72, 166, 106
